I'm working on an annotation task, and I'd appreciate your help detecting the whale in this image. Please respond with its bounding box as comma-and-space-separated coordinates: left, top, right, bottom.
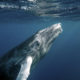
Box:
0, 23, 62, 80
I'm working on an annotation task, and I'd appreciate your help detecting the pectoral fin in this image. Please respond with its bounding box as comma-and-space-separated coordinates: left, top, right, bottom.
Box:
16, 56, 33, 80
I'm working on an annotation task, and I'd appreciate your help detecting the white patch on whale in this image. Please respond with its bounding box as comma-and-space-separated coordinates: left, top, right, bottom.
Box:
16, 56, 32, 80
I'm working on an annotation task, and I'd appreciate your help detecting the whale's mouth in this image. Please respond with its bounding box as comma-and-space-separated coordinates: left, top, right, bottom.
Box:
49, 23, 62, 33
42, 23, 62, 46
46, 23, 62, 47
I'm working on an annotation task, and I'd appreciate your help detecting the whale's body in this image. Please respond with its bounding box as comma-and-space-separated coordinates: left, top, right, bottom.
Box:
0, 23, 62, 80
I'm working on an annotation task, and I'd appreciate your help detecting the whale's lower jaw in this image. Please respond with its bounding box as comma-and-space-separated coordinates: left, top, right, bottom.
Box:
0, 23, 63, 80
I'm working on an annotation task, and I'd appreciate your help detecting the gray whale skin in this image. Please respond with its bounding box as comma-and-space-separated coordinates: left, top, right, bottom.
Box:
0, 23, 62, 80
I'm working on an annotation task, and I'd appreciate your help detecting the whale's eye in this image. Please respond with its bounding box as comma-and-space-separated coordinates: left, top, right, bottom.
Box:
31, 41, 40, 48
34, 41, 40, 46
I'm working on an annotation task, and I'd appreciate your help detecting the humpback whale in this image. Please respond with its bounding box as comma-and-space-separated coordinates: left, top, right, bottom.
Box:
0, 23, 62, 80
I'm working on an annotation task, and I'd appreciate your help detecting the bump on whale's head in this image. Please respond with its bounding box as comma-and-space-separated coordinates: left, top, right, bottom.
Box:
29, 23, 63, 56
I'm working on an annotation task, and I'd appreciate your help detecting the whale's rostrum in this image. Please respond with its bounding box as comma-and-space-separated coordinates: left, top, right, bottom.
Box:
0, 23, 62, 80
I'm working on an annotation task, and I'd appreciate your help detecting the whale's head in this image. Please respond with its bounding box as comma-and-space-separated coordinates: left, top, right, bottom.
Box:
29, 23, 62, 57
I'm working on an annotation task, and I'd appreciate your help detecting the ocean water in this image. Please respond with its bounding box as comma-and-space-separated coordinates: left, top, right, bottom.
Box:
0, 0, 80, 80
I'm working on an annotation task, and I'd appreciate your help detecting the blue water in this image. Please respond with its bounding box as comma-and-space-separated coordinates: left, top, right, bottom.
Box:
0, 0, 80, 80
